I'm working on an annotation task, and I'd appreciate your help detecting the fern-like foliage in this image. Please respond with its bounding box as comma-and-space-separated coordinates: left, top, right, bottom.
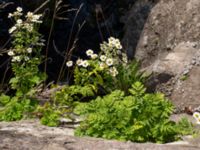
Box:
75, 82, 192, 143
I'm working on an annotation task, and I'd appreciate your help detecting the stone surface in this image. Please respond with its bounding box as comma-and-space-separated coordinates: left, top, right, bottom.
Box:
123, 0, 200, 109
0, 117, 200, 150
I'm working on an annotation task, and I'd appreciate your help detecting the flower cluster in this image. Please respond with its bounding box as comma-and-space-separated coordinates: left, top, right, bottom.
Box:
7, 7, 44, 63
8, 47, 33, 62
100, 37, 128, 65
66, 37, 127, 77
193, 112, 200, 124
8, 7, 43, 34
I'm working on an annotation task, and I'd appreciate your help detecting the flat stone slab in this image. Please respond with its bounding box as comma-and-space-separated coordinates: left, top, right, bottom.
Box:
0, 116, 200, 150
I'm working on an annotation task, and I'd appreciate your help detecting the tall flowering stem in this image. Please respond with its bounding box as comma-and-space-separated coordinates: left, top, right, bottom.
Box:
8, 7, 45, 96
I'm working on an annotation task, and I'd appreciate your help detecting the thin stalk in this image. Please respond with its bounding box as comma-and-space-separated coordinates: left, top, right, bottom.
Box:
57, 3, 83, 83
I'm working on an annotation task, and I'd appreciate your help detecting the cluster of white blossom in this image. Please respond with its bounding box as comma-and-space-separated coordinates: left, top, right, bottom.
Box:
8, 7, 23, 18
7, 7, 44, 63
26, 12, 43, 23
66, 59, 89, 68
86, 49, 98, 59
8, 7, 42, 34
100, 37, 128, 66
193, 112, 200, 124
66, 37, 127, 77
8, 47, 33, 62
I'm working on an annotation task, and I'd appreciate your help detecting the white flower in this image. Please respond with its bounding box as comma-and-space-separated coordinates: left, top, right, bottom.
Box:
27, 48, 32, 53
32, 14, 42, 23
99, 62, 106, 69
76, 59, 83, 66
8, 51, 15, 56
122, 53, 128, 64
12, 56, 21, 62
24, 56, 30, 61
66, 60, 73, 67
82, 60, 89, 68
9, 26, 17, 34
26, 12, 42, 23
100, 55, 106, 61
91, 54, 98, 59
16, 19, 23, 26
16, 7, 23, 12
26, 12, 33, 18
13, 11, 22, 17
115, 43, 122, 49
86, 49, 93, 56
109, 67, 118, 77
8, 13, 13, 18
193, 112, 200, 120
106, 58, 113, 66
108, 37, 115, 44
100, 43, 107, 51
24, 23, 33, 32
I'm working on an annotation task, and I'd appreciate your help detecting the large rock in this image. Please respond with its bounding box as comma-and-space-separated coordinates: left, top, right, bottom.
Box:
0, 118, 200, 150
122, 0, 200, 109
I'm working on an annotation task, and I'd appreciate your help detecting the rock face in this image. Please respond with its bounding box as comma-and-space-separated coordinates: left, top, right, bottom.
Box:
122, 0, 200, 109
0, 118, 200, 150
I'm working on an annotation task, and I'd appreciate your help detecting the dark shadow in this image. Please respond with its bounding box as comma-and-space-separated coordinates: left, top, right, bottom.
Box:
0, 0, 159, 84
122, 0, 159, 59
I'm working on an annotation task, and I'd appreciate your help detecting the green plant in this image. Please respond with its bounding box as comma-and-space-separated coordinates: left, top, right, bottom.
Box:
8, 8, 45, 96
38, 37, 137, 126
38, 84, 96, 126
74, 82, 192, 143
0, 94, 38, 121
0, 7, 45, 121
176, 117, 194, 136
116, 60, 147, 94
69, 37, 129, 92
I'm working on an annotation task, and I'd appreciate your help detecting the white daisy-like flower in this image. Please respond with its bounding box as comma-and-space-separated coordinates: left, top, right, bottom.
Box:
197, 119, 200, 125
82, 60, 89, 68
8, 51, 15, 56
27, 48, 32, 53
32, 14, 42, 23
16, 19, 23, 26
16, 7, 23, 12
12, 56, 21, 62
26, 12, 33, 18
13, 11, 22, 17
86, 49, 93, 56
100, 43, 107, 51
8, 13, 13, 18
76, 59, 83, 66
115, 42, 122, 49
193, 112, 200, 120
109, 67, 118, 77
108, 37, 115, 44
99, 62, 106, 69
24, 56, 30, 61
66, 60, 73, 67
91, 54, 98, 59
100, 55, 106, 61
24, 23, 33, 32
106, 58, 113, 66
9, 26, 17, 34
122, 53, 128, 64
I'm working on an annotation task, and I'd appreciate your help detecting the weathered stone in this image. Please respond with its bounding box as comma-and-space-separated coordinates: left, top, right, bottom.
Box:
0, 118, 200, 150
123, 0, 200, 109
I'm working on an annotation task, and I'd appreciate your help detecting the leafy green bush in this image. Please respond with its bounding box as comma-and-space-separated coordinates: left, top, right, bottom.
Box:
38, 37, 146, 126
0, 94, 38, 121
75, 82, 192, 143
